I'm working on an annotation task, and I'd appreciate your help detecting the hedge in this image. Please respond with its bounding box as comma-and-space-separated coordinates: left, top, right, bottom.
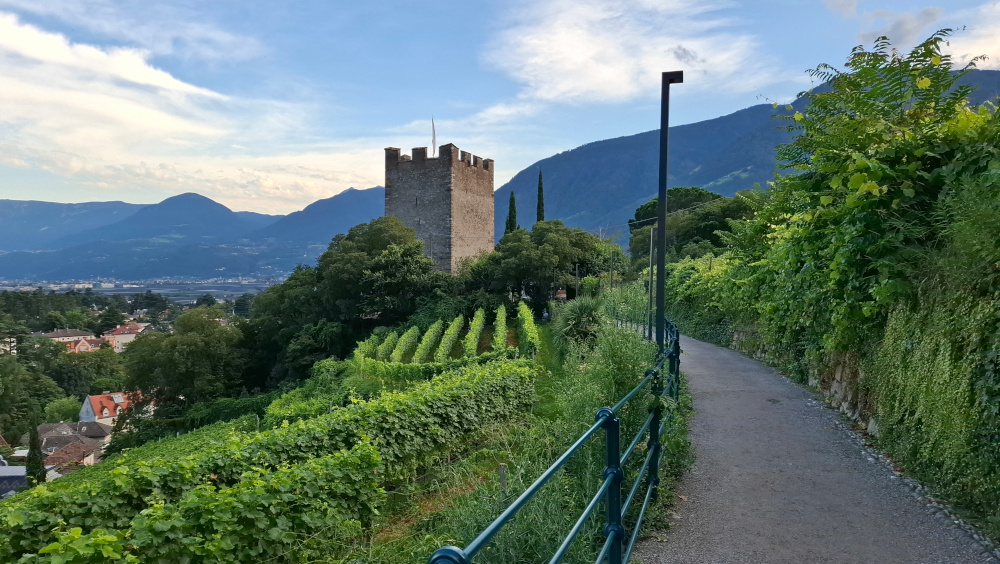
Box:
411, 319, 444, 364
493, 305, 508, 352
267, 350, 520, 425
354, 332, 383, 360
435, 315, 465, 363
38, 443, 382, 563
0, 359, 534, 561
375, 331, 400, 361
517, 301, 540, 356
464, 308, 486, 357
390, 325, 421, 363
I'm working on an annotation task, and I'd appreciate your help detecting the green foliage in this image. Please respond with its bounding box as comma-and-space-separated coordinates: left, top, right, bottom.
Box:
580, 275, 600, 297
412, 319, 444, 364
642, 32, 1000, 536
26, 417, 46, 486
183, 391, 282, 428
628, 189, 751, 264
492, 305, 508, 352
864, 292, 1000, 529
354, 332, 383, 361
390, 325, 421, 364
0, 359, 533, 561
123, 307, 245, 410
463, 308, 486, 357
536, 169, 545, 223
0, 356, 64, 444
44, 397, 81, 423
505, 191, 518, 234
550, 297, 605, 353
50, 348, 125, 400
466, 220, 603, 310
435, 315, 465, 362
318, 216, 446, 329
517, 301, 540, 356
376, 331, 400, 361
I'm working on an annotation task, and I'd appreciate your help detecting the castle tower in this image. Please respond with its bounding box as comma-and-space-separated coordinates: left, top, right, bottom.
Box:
384, 143, 495, 273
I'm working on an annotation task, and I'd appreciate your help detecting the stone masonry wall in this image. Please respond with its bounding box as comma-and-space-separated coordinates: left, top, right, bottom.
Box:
385, 146, 453, 271
384, 143, 494, 273
450, 149, 494, 272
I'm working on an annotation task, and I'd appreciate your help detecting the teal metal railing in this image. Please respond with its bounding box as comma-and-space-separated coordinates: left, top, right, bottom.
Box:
428, 314, 681, 564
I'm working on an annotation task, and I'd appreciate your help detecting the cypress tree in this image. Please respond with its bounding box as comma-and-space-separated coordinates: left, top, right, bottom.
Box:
536, 170, 545, 223
26, 415, 45, 486
505, 191, 518, 234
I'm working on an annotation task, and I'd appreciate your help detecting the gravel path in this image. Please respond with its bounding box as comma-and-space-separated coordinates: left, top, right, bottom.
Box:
635, 336, 997, 564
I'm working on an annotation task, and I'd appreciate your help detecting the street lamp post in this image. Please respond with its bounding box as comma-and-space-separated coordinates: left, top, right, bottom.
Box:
656, 71, 683, 352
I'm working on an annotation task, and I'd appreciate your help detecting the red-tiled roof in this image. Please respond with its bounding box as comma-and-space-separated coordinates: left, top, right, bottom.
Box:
87, 393, 133, 418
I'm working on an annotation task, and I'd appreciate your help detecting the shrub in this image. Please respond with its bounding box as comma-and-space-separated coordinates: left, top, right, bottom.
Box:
435, 315, 465, 362
493, 305, 508, 352
463, 308, 487, 357
551, 297, 605, 352
0, 359, 534, 561
375, 331, 400, 361
184, 391, 282, 428
353, 333, 383, 361
412, 319, 444, 364
262, 360, 347, 427
517, 301, 540, 356
390, 325, 421, 363
40, 443, 382, 564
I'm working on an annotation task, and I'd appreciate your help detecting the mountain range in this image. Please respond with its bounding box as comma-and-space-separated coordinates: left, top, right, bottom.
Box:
2, 70, 998, 281
493, 69, 1000, 239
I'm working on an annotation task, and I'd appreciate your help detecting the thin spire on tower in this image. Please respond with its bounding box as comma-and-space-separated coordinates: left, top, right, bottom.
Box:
431, 116, 436, 157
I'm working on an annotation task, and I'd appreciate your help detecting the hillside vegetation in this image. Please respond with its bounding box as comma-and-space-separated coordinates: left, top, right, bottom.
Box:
652, 32, 1000, 536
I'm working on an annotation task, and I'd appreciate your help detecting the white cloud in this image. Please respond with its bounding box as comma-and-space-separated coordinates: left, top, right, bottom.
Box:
484, 0, 776, 106
857, 8, 944, 48
0, 0, 263, 61
0, 11, 386, 214
945, 3, 1000, 70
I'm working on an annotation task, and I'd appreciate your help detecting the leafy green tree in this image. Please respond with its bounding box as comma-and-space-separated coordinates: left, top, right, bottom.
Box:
43, 311, 67, 331
0, 313, 28, 355
124, 307, 246, 413
194, 294, 217, 308
0, 356, 63, 445
49, 348, 125, 399
467, 220, 601, 309
630, 186, 721, 234
130, 290, 171, 314
536, 170, 545, 223
62, 308, 95, 332
26, 415, 45, 486
505, 191, 518, 234
232, 293, 255, 318
95, 307, 124, 334
727, 29, 984, 361
317, 216, 444, 328
44, 396, 81, 422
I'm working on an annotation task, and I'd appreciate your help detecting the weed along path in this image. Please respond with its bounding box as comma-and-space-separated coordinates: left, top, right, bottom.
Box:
636, 336, 996, 564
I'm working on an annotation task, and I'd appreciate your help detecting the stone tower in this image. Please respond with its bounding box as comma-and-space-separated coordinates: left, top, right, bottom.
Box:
384, 143, 495, 273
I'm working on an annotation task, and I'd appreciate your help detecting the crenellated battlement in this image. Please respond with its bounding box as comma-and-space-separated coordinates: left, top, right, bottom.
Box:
385, 144, 493, 171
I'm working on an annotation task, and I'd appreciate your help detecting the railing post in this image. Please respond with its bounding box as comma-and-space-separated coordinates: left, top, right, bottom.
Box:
597, 407, 623, 564
647, 368, 663, 499
428, 546, 468, 564
670, 333, 681, 401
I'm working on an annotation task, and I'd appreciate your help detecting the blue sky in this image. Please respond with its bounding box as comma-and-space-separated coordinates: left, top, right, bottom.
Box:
0, 0, 994, 214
